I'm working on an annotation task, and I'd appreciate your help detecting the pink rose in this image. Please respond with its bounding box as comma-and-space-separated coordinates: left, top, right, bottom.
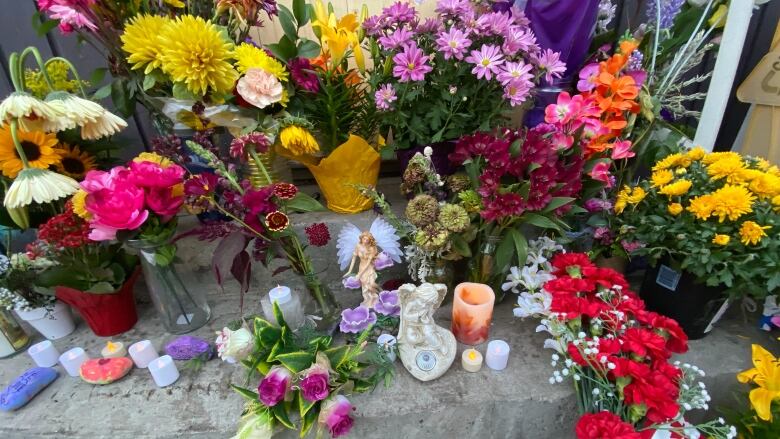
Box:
84, 179, 148, 240
236, 68, 284, 109
318, 395, 354, 438
257, 366, 292, 407
299, 363, 330, 402
128, 160, 185, 189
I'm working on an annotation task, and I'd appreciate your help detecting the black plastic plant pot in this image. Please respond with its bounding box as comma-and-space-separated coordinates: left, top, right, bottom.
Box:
639, 262, 728, 340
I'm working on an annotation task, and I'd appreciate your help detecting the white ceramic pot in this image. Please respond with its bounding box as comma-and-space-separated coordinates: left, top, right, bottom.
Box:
15, 301, 76, 340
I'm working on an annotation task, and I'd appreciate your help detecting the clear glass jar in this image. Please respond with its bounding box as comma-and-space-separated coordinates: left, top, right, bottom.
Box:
468, 235, 507, 302
0, 309, 29, 358
127, 240, 211, 334
426, 258, 455, 303
302, 273, 340, 333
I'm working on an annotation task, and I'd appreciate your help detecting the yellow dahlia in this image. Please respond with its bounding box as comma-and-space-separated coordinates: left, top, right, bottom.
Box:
651, 169, 674, 187
55, 144, 96, 180
668, 203, 683, 216
687, 194, 715, 221
686, 146, 706, 161
0, 126, 62, 178
70, 189, 91, 220
234, 43, 289, 81
121, 14, 171, 75
739, 221, 771, 246
279, 125, 319, 156
710, 184, 756, 223
707, 155, 746, 184
749, 172, 780, 199
653, 153, 688, 171
712, 234, 730, 246
659, 179, 692, 197
159, 15, 238, 96
702, 151, 741, 165
134, 152, 173, 168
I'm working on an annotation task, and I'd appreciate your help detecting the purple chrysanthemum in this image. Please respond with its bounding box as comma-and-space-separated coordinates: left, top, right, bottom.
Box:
503, 25, 537, 55
378, 27, 414, 51
533, 48, 566, 84
436, 27, 472, 61
380, 1, 416, 26
392, 42, 433, 82
435, 0, 473, 17
465, 44, 505, 81
476, 11, 512, 36
374, 84, 397, 111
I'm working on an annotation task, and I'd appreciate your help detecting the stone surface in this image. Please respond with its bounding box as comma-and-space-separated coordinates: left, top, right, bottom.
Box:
0, 181, 771, 438
0, 367, 58, 411
79, 358, 133, 385
165, 336, 213, 361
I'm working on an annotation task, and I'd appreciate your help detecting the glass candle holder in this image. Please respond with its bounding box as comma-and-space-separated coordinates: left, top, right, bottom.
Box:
451, 282, 495, 345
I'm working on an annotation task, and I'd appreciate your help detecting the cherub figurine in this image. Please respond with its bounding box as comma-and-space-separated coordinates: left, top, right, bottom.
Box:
338, 218, 402, 308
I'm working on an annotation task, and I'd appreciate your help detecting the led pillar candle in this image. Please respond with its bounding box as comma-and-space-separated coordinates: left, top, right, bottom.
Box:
59, 347, 89, 377
148, 355, 179, 387
101, 341, 127, 358
128, 340, 158, 369
485, 340, 510, 371
461, 348, 483, 373
451, 283, 495, 345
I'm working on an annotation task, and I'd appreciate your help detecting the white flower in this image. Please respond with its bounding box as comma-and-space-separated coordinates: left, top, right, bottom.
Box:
513, 291, 552, 318
0, 255, 9, 275
423, 146, 433, 157
80, 110, 127, 140
3, 168, 79, 209
215, 327, 254, 363
592, 388, 600, 395
0, 92, 64, 131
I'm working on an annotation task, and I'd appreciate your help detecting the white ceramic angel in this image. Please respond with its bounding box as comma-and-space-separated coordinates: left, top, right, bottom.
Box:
337, 218, 402, 308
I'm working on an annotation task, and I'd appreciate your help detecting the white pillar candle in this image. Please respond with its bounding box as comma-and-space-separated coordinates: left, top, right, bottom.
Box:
101, 341, 127, 358
148, 355, 179, 387
461, 348, 483, 373
485, 340, 510, 371
27, 340, 60, 367
59, 347, 89, 377
128, 340, 158, 369
376, 334, 397, 362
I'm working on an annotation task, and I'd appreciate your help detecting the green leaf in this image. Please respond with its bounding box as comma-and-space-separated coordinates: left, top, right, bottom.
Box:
278, 5, 299, 45
768, 273, 780, 292
543, 197, 576, 213
32, 13, 59, 36
522, 213, 563, 233
275, 352, 315, 373
300, 405, 318, 437
92, 83, 112, 100
142, 74, 156, 91
254, 316, 273, 334
89, 68, 107, 86
110, 78, 135, 117
286, 192, 325, 212
231, 384, 259, 401
267, 36, 297, 62
259, 326, 282, 349
293, 0, 310, 26
510, 229, 528, 267
172, 82, 197, 100
450, 234, 472, 258
297, 39, 321, 59
272, 403, 295, 430
272, 301, 287, 329
495, 234, 515, 275
298, 390, 316, 418
324, 345, 349, 368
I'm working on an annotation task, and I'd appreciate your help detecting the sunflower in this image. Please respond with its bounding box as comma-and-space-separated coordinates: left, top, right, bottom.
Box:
710, 184, 756, 223
159, 15, 238, 96
707, 155, 746, 184
234, 43, 289, 81
279, 125, 319, 156
121, 14, 171, 75
0, 126, 62, 178
651, 169, 674, 187
55, 144, 96, 180
739, 221, 771, 246
659, 179, 692, 197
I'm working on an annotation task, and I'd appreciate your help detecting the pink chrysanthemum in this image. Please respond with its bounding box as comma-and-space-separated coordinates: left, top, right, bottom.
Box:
465, 44, 504, 81
392, 43, 433, 82
534, 48, 567, 84
436, 27, 472, 61
378, 27, 415, 51
375, 84, 398, 111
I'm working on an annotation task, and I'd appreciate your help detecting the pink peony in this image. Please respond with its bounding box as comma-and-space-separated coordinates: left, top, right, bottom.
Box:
257, 366, 292, 407
318, 395, 354, 438
299, 363, 330, 402
129, 160, 185, 189
84, 179, 148, 241
146, 185, 184, 218
236, 68, 284, 109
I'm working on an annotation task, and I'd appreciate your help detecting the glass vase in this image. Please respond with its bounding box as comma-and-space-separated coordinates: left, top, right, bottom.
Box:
302, 273, 340, 334
426, 258, 455, 302
0, 309, 29, 358
467, 235, 509, 303
128, 241, 211, 334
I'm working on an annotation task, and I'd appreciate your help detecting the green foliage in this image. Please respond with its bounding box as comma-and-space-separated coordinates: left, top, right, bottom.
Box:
724, 394, 780, 439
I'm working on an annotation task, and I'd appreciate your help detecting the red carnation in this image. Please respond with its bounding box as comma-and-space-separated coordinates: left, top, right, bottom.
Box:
273, 183, 298, 200
575, 412, 641, 439
582, 266, 631, 291
265, 211, 289, 232
305, 223, 330, 247
551, 252, 596, 277
624, 371, 680, 423
622, 327, 670, 362
641, 312, 689, 354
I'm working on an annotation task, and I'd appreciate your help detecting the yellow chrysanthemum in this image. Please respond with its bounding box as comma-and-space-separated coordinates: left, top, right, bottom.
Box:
159, 15, 238, 96
712, 234, 730, 246
749, 172, 780, 199
710, 184, 756, 223
626, 186, 646, 204
739, 168, 765, 183
739, 221, 771, 246
668, 203, 683, 216
659, 179, 692, 197
134, 152, 173, 168
687, 194, 715, 221
707, 155, 746, 184
686, 146, 706, 161
651, 169, 674, 187
773, 195, 780, 211
234, 43, 289, 81
614, 188, 628, 214
674, 168, 687, 175
70, 189, 91, 220
55, 144, 96, 180
653, 153, 689, 171
164, 0, 185, 7
0, 126, 62, 178
702, 151, 741, 165
121, 14, 171, 75
279, 125, 319, 156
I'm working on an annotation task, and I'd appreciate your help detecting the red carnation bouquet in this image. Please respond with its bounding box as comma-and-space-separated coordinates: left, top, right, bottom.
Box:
539, 253, 735, 438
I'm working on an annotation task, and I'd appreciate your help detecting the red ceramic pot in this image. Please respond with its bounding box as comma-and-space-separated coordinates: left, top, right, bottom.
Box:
55, 268, 141, 337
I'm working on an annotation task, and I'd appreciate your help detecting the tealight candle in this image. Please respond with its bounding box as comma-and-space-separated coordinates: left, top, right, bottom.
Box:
485, 340, 510, 371
128, 340, 158, 369
27, 340, 60, 367
376, 334, 397, 362
261, 285, 304, 330
461, 348, 483, 373
148, 355, 179, 387
101, 341, 127, 358
59, 347, 89, 377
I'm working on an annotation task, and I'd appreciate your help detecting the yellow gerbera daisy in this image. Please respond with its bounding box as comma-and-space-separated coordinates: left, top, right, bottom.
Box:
687, 194, 715, 221
710, 184, 756, 222
0, 126, 62, 178
686, 146, 706, 161
659, 179, 692, 197
653, 153, 688, 171
749, 172, 780, 199
234, 43, 289, 81
55, 144, 96, 180
739, 221, 771, 246
121, 14, 171, 75
651, 169, 673, 187
279, 125, 319, 156
707, 155, 746, 184
133, 152, 173, 168
668, 203, 683, 216
159, 15, 238, 96
712, 234, 730, 246
702, 151, 741, 165
70, 189, 91, 220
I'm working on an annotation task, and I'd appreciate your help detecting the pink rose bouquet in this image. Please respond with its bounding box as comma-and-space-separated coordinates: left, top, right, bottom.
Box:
257, 366, 292, 407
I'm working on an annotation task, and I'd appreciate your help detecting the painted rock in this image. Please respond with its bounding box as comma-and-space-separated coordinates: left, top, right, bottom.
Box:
79, 357, 133, 384
0, 367, 58, 411
165, 335, 213, 361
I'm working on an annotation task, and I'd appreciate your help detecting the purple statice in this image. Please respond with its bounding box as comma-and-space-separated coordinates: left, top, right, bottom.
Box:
288, 57, 319, 93
533, 48, 566, 84
502, 25, 537, 55
392, 43, 433, 82
435, 0, 473, 18
339, 306, 377, 333
597, 0, 617, 33
151, 134, 189, 164
374, 84, 397, 111
465, 44, 504, 81
646, 0, 685, 30
378, 27, 414, 51
380, 1, 416, 26
627, 50, 644, 71
476, 11, 512, 36
435, 27, 472, 61
374, 290, 400, 317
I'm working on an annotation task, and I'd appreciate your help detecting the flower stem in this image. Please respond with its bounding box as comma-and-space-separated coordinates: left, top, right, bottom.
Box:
9, 120, 30, 169
249, 148, 273, 187
19, 47, 55, 93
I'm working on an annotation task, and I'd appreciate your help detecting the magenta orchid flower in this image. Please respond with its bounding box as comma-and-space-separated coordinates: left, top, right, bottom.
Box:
465, 44, 504, 81
589, 162, 613, 187
392, 42, 433, 82
610, 140, 635, 160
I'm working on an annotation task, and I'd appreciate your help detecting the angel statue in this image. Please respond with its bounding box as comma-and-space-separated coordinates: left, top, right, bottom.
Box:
337, 218, 403, 308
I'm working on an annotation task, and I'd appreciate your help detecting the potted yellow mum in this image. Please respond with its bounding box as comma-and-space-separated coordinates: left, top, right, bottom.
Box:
615, 147, 780, 339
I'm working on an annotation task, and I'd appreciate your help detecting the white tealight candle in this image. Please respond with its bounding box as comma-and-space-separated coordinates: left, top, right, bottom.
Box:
148, 355, 179, 387
101, 341, 127, 358
269, 286, 292, 304
59, 347, 89, 377
485, 340, 510, 371
376, 334, 397, 362
27, 340, 60, 368
461, 348, 483, 373
262, 285, 304, 330
128, 340, 158, 369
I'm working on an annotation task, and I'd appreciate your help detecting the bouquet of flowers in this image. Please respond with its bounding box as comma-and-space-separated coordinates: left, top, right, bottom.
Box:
615, 148, 780, 298
0, 252, 57, 312
365, 0, 563, 150
230, 304, 393, 438
537, 253, 735, 438
728, 344, 780, 438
